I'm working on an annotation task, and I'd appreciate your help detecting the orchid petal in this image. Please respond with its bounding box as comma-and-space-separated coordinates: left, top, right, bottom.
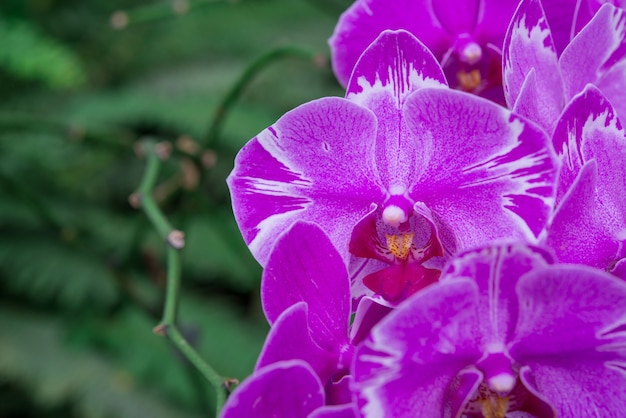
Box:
347, 30, 446, 190
513, 69, 561, 136
552, 85, 626, 206
350, 296, 392, 345
540, 0, 583, 55
309, 404, 358, 418
261, 222, 350, 350
509, 265, 626, 415
546, 160, 625, 267
329, 0, 450, 86
353, 280, 483, 418
445, 366, 483, 418
221, 360, 324, 418
560, 3, 626, 119
227, 97, 383, 265
256, 303, 337, 382
404, 88, 557, 246
503, 0, 564, 121
348, 256, 390, 308
473, 1, 525, 46
432, 0, 479, 35
442, 244, 554, 344
517, 366, 558, 417
549, 85, 626, 267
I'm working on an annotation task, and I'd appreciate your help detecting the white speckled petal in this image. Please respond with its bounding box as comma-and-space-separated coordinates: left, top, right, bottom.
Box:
353, 279, 483, 418
560, 4, 626, 121
404, 88, 557, 248
347, 30, 447, 189
503, 0, 563, 133
548, 85, 626, 268
227, 97, 384, 265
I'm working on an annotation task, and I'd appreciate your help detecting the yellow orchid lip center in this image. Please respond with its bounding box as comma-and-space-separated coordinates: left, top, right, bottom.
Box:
458, 69, 482, 91
480, 393, 509, 418
385, 233, 414, 260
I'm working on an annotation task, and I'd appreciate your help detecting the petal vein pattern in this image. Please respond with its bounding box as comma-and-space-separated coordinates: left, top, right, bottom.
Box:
228, 97, 384, 265
404, 89, 556, 244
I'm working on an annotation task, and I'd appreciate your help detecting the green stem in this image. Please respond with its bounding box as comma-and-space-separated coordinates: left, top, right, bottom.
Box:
137, 147, 173, 239
133, 140, 228, 416
203, 45, 322, 146
168, 326, 227, 411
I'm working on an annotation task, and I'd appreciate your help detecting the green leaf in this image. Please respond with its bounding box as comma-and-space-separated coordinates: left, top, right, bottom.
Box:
0, 18, 86, 88
180, 212, 261, 291
0, 308, 202, 418
0, 236, 119, 310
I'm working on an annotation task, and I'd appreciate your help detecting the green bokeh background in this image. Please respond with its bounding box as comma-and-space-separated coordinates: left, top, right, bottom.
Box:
0, 0, 349, 416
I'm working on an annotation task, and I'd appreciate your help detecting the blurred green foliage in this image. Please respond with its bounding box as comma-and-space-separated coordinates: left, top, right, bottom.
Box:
0, 0, 347, 416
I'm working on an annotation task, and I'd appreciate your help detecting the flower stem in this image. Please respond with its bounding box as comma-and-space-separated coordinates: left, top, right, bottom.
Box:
133, 140, 228, 416
203, 45, 324, 146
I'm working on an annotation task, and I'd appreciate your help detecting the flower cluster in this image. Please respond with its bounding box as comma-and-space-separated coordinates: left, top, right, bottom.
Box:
223, 0, 626, 416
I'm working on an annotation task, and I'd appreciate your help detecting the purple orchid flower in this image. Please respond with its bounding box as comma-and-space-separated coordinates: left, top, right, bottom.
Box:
220, 359, 357, 418
328, 0, 520, 102
504, 0, 626, 135
543, 85, 626, 277
256, 221, 388, 411
353, 242, 626, 417
228, 29, 556, 305
541, 0, 626, 55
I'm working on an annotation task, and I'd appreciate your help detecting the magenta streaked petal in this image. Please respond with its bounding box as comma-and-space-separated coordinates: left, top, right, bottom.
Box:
510, 265, 626, 415
347, 30, 446, 190
549, 85, 626, 267
329, 0, 450, 86
511, 264, 626, 357
445, 367, 483, 418
261, 222, 350, 350
513, 68, 561, 136
552, 85, 626, 204
256, 303, 337, 382
560, 4, 626, 117
309, 404, 358, 418
221, 360, 324, 418
346, 30, 447, 101
546, 160, 625, 267
540, 0, 582, 55
516, 366, 558, 417
503, 0, 564, 121
350, 296, 393, 345
404, 88, 557, 247
227, 97, 384, 265
443, 244, 554, 344
353, 280, 483, 418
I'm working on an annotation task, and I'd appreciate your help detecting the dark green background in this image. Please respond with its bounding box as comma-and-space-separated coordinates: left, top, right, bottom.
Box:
0, 0, 349, 416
